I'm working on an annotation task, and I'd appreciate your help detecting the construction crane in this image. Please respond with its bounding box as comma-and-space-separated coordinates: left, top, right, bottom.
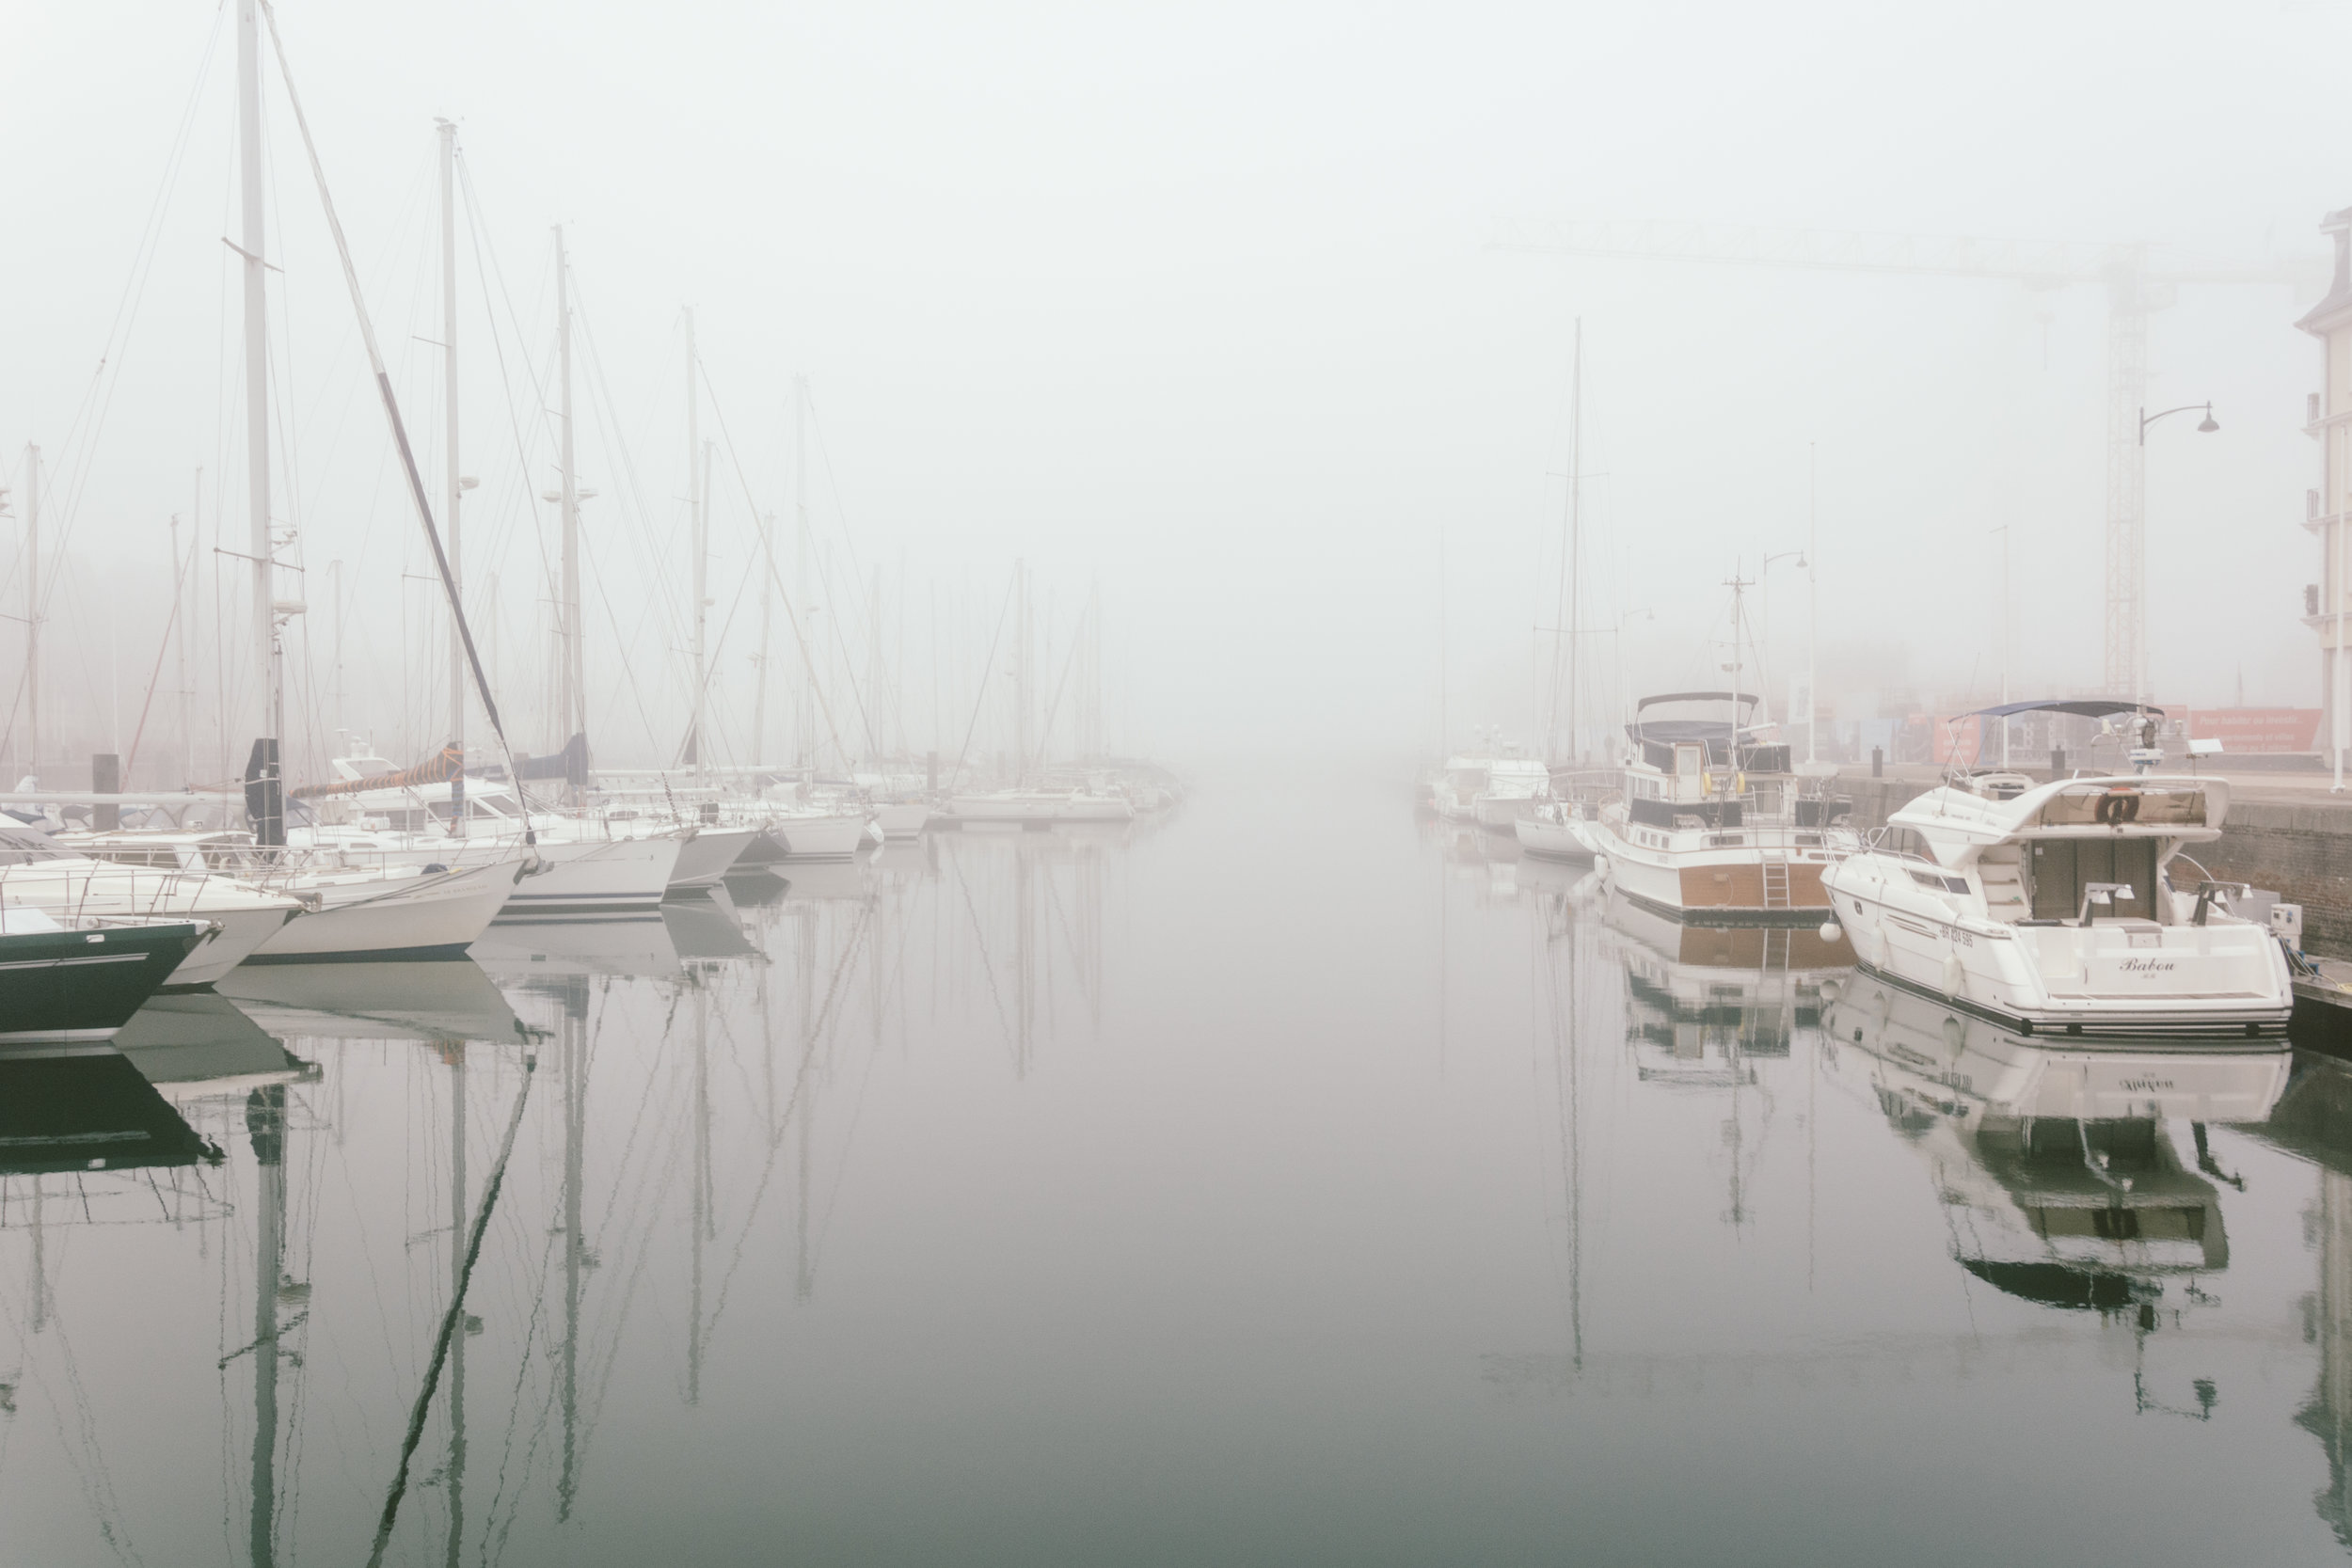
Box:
1493, 218, 2323, 701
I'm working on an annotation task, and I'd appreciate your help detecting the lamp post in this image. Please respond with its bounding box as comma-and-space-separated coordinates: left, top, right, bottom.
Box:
2137, 401, 2219, 722
1991, 524, 2010, 767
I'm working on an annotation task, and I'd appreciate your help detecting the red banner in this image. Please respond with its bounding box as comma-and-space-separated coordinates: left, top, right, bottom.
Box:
2181, 708, 2321, 753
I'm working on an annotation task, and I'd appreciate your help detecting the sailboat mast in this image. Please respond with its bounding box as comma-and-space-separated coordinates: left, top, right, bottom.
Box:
753, 510, 773, 767
439, 119, 465, 817
236, 0, 278, 836
21, 443, 37, 779
1015, 561, 1032, 784
794, 377, 812, 780
686, 307, 705, 783
1566, 320, 1581, 767
555, 228, 584, 789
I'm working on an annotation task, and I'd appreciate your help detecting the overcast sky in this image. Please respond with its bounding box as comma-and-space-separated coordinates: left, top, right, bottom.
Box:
3, 0, 2347, 777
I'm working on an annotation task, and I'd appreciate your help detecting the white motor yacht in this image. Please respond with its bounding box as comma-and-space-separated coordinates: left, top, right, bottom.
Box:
1821, 704, 2292, 1038
1431, 750, 1546, 828
1582, 691, 1858, 921
0, 821, 303, 989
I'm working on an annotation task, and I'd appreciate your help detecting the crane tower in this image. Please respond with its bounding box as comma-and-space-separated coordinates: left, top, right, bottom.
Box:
1495, 219, 2318, 701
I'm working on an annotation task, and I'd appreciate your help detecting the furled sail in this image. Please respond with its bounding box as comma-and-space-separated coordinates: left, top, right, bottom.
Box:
292, 743, 463, 799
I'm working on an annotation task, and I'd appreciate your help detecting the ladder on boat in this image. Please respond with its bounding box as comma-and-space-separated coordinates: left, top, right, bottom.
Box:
1760, 852, 1792, 911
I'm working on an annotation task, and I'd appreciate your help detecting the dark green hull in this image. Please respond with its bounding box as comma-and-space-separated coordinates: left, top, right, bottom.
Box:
0, 922, 204, 1042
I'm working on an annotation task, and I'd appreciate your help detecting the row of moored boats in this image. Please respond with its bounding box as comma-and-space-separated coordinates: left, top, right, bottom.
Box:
1428, 692, 2301, 1041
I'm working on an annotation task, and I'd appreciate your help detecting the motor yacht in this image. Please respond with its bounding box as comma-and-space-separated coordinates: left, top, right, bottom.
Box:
1821, 703, 2293, 1038
1583, 691, 1857, 921
1431, 750, 1548, 829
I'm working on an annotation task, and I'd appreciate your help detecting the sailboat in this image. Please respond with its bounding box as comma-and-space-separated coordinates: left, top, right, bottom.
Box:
948, 564, 1134, 825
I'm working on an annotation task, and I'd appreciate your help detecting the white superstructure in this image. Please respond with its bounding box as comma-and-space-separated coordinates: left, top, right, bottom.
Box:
1823, 749, 2292, 1037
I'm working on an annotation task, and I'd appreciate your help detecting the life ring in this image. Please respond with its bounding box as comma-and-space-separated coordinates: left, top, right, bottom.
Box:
2094, 786, 2141, 828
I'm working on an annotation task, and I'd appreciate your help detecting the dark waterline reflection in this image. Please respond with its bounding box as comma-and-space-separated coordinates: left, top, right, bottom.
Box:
11, 784, 2352, 1563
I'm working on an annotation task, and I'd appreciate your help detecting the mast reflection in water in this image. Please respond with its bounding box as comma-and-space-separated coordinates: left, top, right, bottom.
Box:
27, 786, 2352, 1562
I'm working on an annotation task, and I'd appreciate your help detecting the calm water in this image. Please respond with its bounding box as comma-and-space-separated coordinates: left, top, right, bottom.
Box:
9, 775, 2352, 1565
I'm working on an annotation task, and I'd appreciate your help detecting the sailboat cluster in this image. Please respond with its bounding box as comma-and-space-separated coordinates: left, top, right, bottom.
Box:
0, 2, 1180, 1042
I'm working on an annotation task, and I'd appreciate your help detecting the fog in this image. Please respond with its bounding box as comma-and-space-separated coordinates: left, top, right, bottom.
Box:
3, 0, 2344, 783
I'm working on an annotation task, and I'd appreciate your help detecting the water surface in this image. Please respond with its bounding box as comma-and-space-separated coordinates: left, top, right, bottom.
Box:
7, 776, 2352, 1565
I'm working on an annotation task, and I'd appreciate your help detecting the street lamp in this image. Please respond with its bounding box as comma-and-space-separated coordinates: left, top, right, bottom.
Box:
2136, 401, 2219, 721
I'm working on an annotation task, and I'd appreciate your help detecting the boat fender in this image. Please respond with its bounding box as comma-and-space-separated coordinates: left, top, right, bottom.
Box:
1734, 771, 1746, 796
1819, 921, 1843, 943
1942, 952, 1965, 998
1702, 771, 1714, 795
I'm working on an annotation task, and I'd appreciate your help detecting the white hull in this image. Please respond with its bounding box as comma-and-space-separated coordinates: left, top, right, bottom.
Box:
1514, 815, 1596, 862
1475, 793, 1539, 830
248, 860, 525, 962
872, 801, 931, 839
0, 862, 303, 989
1826, 856, 2293, 1037
666, 828, 759, 891
767, 814, 871, 860
500, 834, 681, 919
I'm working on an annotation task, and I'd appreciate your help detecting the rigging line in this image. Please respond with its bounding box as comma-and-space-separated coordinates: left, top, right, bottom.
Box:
258, 8, 531, 838
951, 570, 1018, 782
41, 1, 226, 553
1030, 595, 1089, 776
700, 907, 873, 1338
364, 1053, 536, 1568
699, 362, 872, 766
453, 156, 562, 623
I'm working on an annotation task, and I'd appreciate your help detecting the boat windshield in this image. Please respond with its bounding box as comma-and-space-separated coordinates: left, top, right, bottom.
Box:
2036, 784, 2206, 829
0, 824, 72, 864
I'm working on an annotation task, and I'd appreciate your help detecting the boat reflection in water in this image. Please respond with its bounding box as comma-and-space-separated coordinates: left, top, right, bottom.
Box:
1606, 892, 1851, 1087
1821, 973, 2290, 1318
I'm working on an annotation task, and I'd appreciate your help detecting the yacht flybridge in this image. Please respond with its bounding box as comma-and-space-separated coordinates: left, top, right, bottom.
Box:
1821, 700, 2293, 1038
1584, 692, 1856, 922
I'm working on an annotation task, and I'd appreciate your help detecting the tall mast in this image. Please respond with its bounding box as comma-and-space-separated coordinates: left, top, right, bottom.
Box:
1565, 320, 1581, 765
793, 376, 812, 779
21, 442, 37, 779
555, 228, 584, 785
439, 119, 465, 819
866, 567, 882, 768
753, 510, 773, 766
686, 308, 705, 782
1014, 561, 1032, 784
1806, 443, 1819, 767
237, 0, 278, 838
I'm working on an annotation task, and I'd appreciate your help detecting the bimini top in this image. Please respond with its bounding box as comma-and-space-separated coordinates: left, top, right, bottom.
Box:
1630, 691, 1760, 744
1963, 698, 2166, 721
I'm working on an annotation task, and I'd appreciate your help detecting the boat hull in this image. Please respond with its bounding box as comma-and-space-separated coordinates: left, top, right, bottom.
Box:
666, 828, 759, 892
768, 815, 871, 860
1595, 827, 1836, 923
0, 922, 204, 1042
872, 801, 931, 839
1514, 816, 1596, 862
248, 861, 524, 962
495, 835, 682, 921
1824, 856, 2294, 1038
